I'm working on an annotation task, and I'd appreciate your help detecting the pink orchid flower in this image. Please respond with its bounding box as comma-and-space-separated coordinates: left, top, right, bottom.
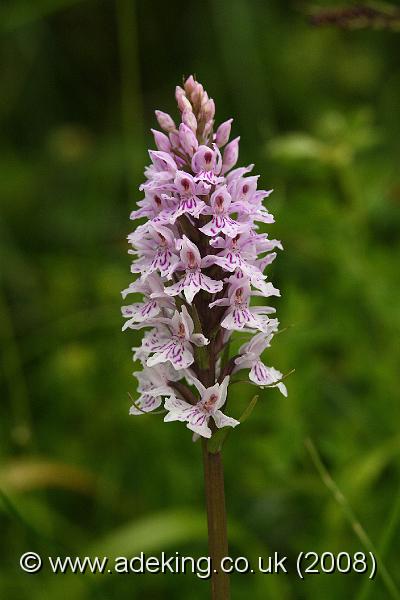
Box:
121, 273, 174, 330
164, 236, 223, 303
157, 171, 209, 224
210, 281, 277, 332
191, 144, 224, 185
129, 364, 180, 415
146, 306, 209, 370
199, 185, 246, 238
164, 376, 239, 438
129, 224, 180, 280
235, 331, 287, 396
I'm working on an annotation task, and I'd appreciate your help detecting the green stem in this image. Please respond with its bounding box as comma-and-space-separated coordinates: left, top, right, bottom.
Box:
306, 438, 400, 600
202, 441, 230, 600
356, 485, 400, 600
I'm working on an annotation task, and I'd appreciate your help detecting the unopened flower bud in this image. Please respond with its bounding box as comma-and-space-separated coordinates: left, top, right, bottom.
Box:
222, 136, 240, 174
184, 75, 196, 96
175, 86, 192, 112
203, 98, 215, 122
182, 109, 197, 133
151, 129, 171, 153
201, 91, 209, 108
203, 120, 213, 142
169, 131, 180, 148
155, 110, 176, 133
215, 118, 233, 147
191, 82, 204, 107
179, 123, 199, 156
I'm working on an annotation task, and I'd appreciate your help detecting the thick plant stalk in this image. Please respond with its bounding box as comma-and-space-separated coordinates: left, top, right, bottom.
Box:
202, 441, 230, 600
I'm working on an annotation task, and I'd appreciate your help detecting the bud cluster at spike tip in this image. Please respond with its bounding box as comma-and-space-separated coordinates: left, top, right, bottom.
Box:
122, 75, 287, 440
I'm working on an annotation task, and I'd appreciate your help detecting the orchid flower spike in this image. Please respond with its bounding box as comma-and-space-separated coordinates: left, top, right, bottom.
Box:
122, 75, 288, 441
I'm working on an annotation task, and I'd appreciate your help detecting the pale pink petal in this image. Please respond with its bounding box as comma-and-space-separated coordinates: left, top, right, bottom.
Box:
164, 395, 193, 421
178, 236, 202, 268
121, 300, 160, 328
185, 406, 212, 438
222, 222, 242, 239
182, 273, 202, 303
187, 420, 212, 438
209, 297, 230, 308
129, 394, 162, 415
199, 217, 222, 237
221, 307, 253, 330
215, 376, 230, 409
179, 305, 194, 337
249, 362, 283, 387
213, 410, 240, 429
147, 339, 194, 370
199, 274, 223, 295
164, 279, 185, 297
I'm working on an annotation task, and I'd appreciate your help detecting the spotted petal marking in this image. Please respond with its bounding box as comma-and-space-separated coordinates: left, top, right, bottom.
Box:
200, 215, 242, 238
122, 300, 160, 330
129, 394, 162, 415
147, 338, 194, 370
165, 270, 223, 303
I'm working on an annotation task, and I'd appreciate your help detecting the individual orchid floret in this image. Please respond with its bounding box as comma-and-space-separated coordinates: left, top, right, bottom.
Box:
147, 306, 209, 370
210, 232, 281, 296
191, 145, 224, 185
164, 376, 239, 438
129, 224, 179, 280
210, 281, 277, 332
223, 268, 280, 298
164, 236, 223, 303
210, 232, 257, 272
236, 184, 275, 224
228, 174, 260, 205
235, 331, 287, 396
129, 190, 174, 223
121, 273, 173, 329
129, 364, 180, 415
199, 185, 245, 238
142, 150, 177, 188
157, 171, 209, 224
121, 271, 167, 301
131, 328, 161, 363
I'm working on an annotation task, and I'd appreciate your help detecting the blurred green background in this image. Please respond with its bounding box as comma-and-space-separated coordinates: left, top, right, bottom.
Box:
1, 0, 400, 598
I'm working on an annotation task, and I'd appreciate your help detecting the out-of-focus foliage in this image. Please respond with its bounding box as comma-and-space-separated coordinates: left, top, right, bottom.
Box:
1, 1, 400, 598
